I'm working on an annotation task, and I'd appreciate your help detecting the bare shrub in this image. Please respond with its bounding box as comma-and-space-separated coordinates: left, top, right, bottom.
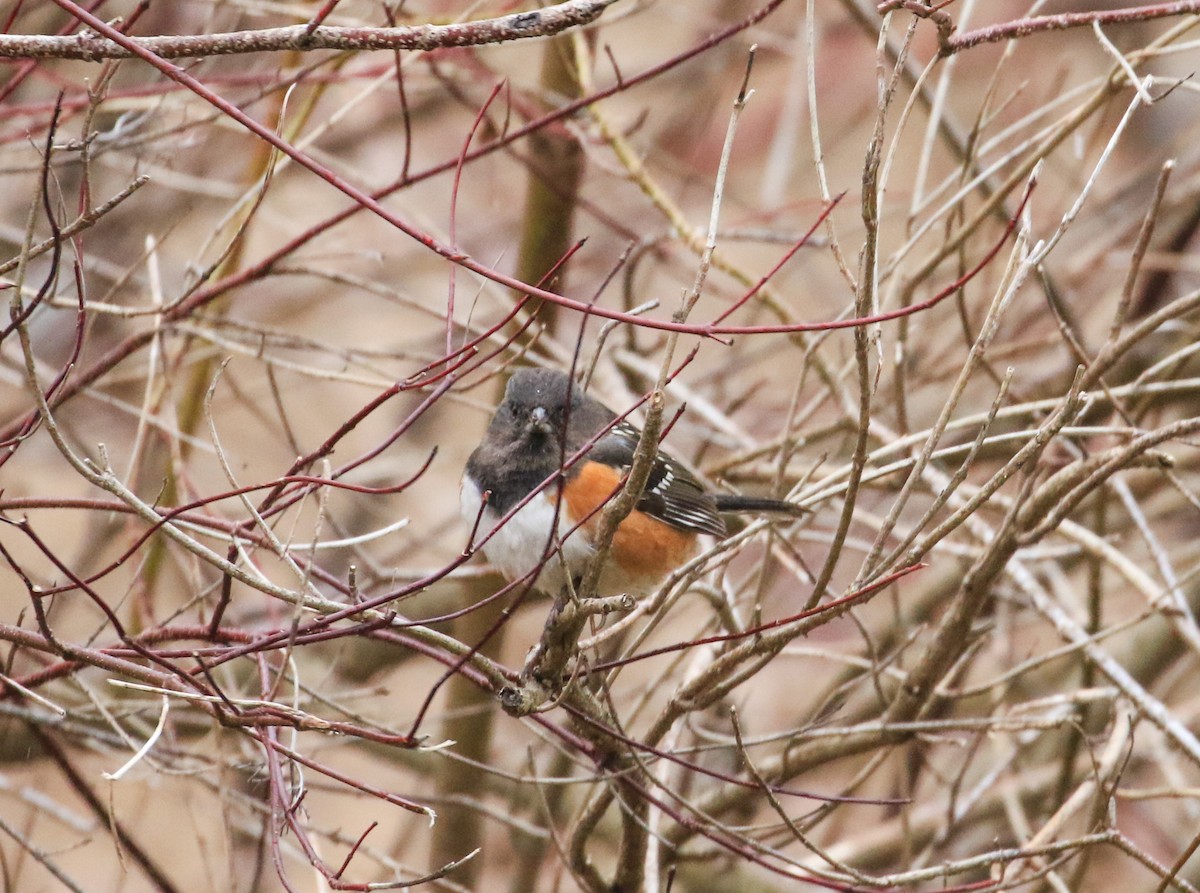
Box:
3, 2, 1200, 891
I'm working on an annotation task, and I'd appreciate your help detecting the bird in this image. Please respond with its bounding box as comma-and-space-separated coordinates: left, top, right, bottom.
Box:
460, 367, 802, 598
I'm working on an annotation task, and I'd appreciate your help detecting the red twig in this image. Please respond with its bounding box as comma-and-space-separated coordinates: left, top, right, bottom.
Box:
303, 0, 343, 37
0, 0, 787, 447
45, 0, 822, 338
333, 821, 378, 879
447, 81, 506, 355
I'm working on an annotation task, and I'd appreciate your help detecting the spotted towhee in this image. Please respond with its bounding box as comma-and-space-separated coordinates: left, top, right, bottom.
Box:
461, 368, 802, 598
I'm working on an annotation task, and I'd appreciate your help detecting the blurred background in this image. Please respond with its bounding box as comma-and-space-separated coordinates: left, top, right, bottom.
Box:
3, 1, 1200, 890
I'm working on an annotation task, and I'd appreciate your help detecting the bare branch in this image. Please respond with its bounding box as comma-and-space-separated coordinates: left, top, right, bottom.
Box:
0, 1, 620, 60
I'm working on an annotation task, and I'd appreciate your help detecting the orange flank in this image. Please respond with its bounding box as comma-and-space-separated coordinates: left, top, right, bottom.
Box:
563, 462, 698, 582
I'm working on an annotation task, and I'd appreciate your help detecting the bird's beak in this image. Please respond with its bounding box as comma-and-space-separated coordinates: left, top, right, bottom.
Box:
527, 405, 552, 435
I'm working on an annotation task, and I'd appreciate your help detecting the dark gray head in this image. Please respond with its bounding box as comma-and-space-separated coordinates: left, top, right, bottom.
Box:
487, 368, 613, 449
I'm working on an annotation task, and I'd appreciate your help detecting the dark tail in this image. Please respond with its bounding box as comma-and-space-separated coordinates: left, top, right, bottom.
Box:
712, 494, 807, 517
